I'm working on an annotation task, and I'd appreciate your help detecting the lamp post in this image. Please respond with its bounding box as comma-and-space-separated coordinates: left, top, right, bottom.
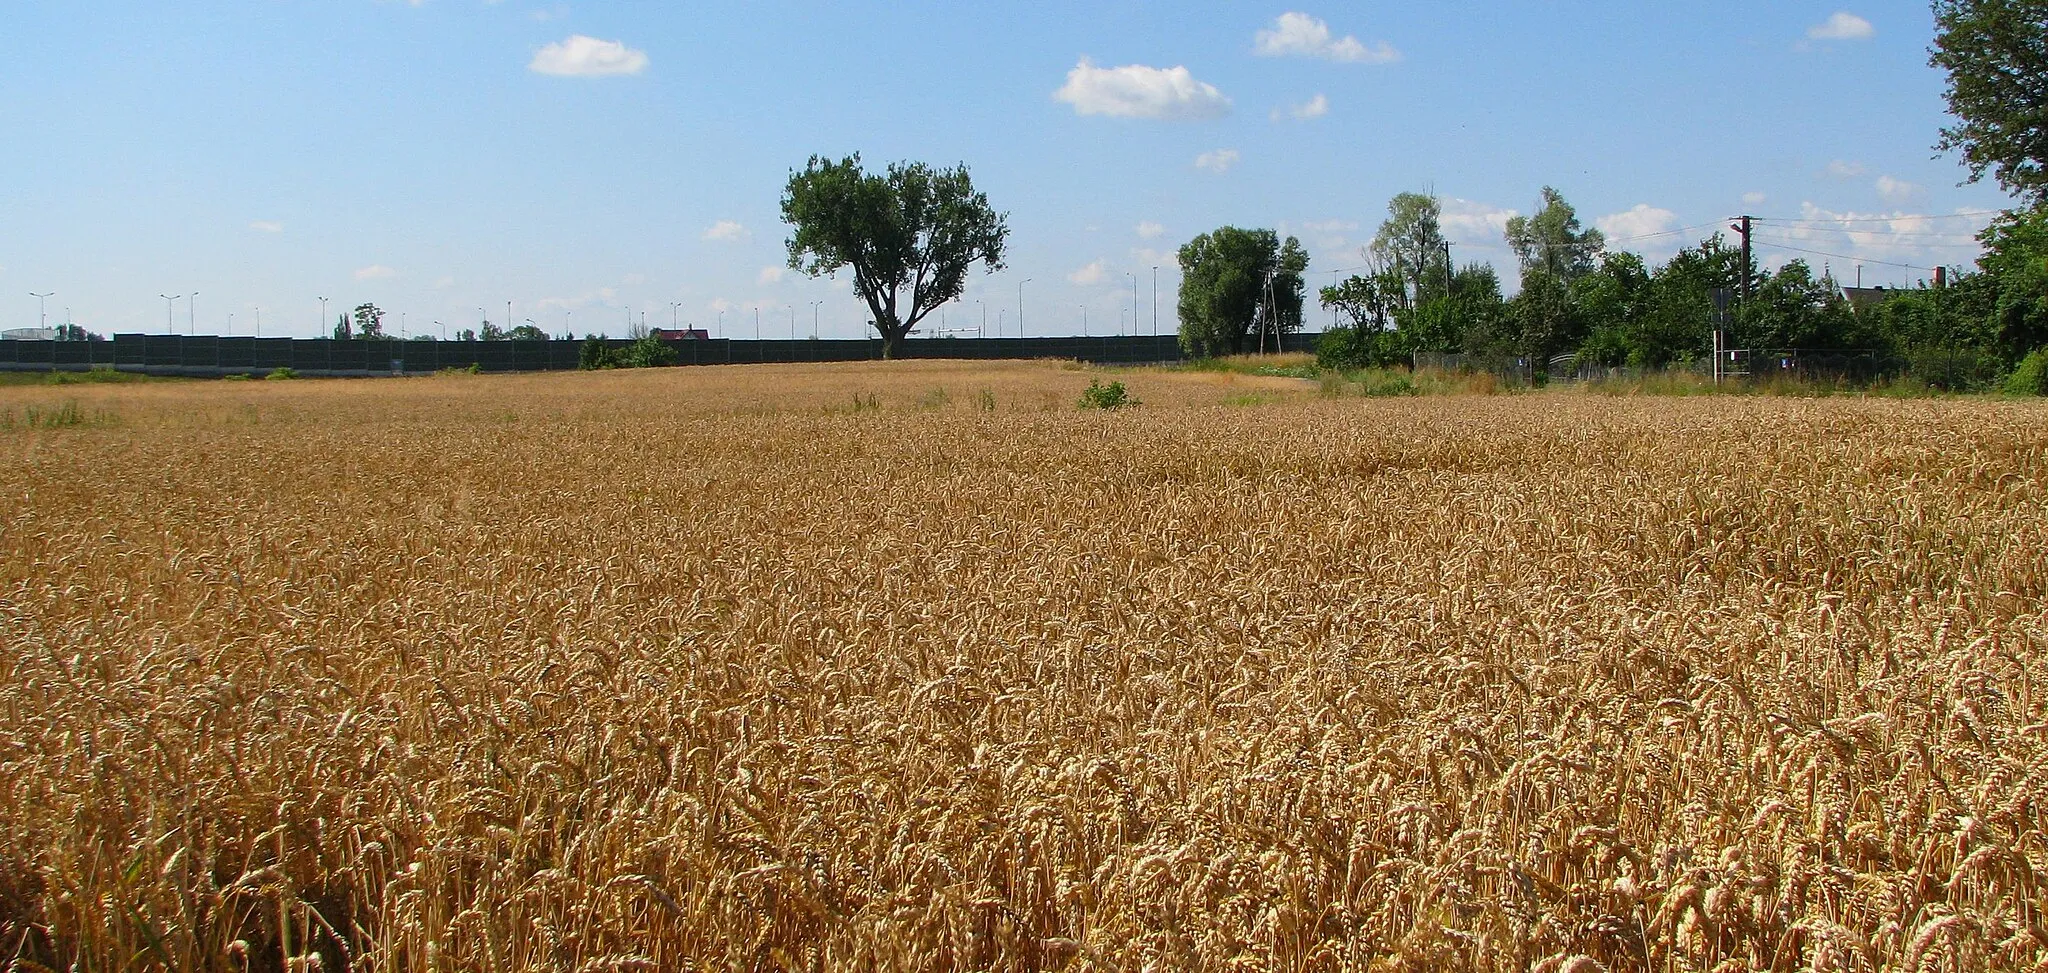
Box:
788, 305, 796, 340
162, 294, 182, 334
717, 309, 725, 338
670, 302, 683, 332
1128, 272, 1137, 337
1019, 278, 1031, 337
188, 292, 198, 335
809, 300, 823, 339
1151, 266, 1159, 336
477, 307, 486, 336
753, 305, 760, 340
975, 299, 986, 338
319, 296, 329, 336
29, 292, 52, 334
1080, 304, 1087, 337
254, 307, 262, 338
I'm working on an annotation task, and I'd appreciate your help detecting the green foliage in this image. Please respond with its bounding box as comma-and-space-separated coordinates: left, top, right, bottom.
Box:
352, 303, 385, 339
1932, 0, 2048, 202
265, 367, 298, 381
579, 337, 615, 370
436, 364, 483, 376
2005, 347, 2048, 394
976, 388, 997, 411
479, 321, 508, 341
1078, 379, 1138, 409
54, 324, 102, 341
506, 324, 550, 342
1369, 192, 1450, 305
331, 313, 352, 341
782, 154, 1008, 359
1177, 226, 1308, 358
1505, 187, 1605, 282
1316, 326, 1409, 371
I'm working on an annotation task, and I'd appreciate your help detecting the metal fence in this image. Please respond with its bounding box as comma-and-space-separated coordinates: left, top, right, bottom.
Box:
1411, 351, 1537, 386
0, 332, 1308, 377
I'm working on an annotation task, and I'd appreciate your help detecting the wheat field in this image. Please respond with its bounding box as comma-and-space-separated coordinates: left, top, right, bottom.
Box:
2, 361, 2044, 972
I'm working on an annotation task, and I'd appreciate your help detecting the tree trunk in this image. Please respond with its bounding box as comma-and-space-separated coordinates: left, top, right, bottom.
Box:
880, 329, 906, 360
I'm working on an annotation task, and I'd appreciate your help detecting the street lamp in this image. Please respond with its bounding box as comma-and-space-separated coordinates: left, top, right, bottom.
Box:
188, 292, 198, 335
253, 306, 262, 338
1151, 266, 1159, 336
29, 292, 52, 334
753, 305, 760, 340
670, 302, 683, 332
1080, 304, 1088, 337
974, 299, 985, 338
162, 294, 183, 334
1128, 272, 1137, 337
319, 296, 329, 336
809, 300, 823, 338
1019, 278, 1031, 337
788, 305, 796, 340
717, 309, 725, 338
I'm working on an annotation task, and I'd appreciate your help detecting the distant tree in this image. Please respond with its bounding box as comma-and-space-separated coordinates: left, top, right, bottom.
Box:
54, 324, 103, 341
332, 313, 352, 341
1176, 226, 1308, 357
1320, 268, 1403, 332
782, 153, 1009, 359
457, 328, 478, 342
1932, 0, 2048, 202
1505, 187, 1605, 283
1975, 202, 2048, 356
1368, 192, 1451, 307
352, 303, 385, 340
506, 324, 549, 341
479, 320, 507, 341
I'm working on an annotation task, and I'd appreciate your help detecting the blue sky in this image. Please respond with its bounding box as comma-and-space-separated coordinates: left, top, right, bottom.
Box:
0, 1, 2012, 338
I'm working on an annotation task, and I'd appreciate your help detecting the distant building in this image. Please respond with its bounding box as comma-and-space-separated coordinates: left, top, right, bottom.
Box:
651, 327, 709, 340
1, 328, 57, 340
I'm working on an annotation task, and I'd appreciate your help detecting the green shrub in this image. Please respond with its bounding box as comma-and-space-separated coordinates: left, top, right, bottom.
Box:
265, 367, 298, 381
1078, 379, 1138, 409
2006, 348, 2048, 395
1316, 327, 1408, 372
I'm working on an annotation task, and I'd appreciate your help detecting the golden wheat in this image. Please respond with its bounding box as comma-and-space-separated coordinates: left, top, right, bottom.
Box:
1, 361, 2044, 971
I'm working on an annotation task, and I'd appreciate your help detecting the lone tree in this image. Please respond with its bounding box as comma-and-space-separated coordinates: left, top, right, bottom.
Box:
782, 154, 1008, 359
1176, 226, 1308, 358
1933, 0, 2048, 202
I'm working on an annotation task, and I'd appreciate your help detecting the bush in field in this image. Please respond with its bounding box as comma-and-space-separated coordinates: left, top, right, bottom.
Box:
1078, 379, 1137, 409
2006, 347, 2048, 395
1315, 326, 1410, 372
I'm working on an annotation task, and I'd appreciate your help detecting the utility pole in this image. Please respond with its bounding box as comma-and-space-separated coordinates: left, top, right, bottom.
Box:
1151, 266, 1159, 336
30, 292, 53, 334
810, 300, 823, 338
189, 292, 198, 335
162, 294, 182, 334
1019, 279, 1030, 337
1127, 272, 1137, 337
1730, 215, 1753, 304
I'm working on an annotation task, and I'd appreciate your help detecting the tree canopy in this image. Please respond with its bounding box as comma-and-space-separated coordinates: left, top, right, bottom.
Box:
781, 154, 1008, 358
1932, 0, 2048, 202
1176, 227, 1308, 358
1505, 187, 1605, 282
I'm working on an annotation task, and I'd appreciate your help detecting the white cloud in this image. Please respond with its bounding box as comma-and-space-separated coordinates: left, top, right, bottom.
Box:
1742, 191, 1768, 206
1053, 59, 1231, 120
1440, 197, 1518, 245
354, 265, 396, 281
248, 220, 284, 233
1807, 12, 1874, 41
702, 220, 746, 241
433, 276, 455, 289
1194, 148, 1240, 174
1295, 218, 1358, 251
709, 298, 733, 314
529, 35, 649, 78
1596, 204, 1680, 242
757, 266, 786, 285
1136, 221, 1166, 239
1068, 260, 1108, 285
1823, 160, 1868, 179
1875, 175, 1924, 204
1272, 93, 1329, 122
1760, 201, 1994, 274
1255, 12, 1400, 64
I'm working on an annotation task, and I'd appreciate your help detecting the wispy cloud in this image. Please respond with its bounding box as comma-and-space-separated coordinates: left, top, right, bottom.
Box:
1068, 259, 1108, 285
1255, 13, 1400, 64
1272, 93, 1329, 122
354, 265, 397, 281
1194, 148, 1240, 174
1742, 191, 1768, 206
248, 220, 284, 233
529, 35, 649, 77
757, 266, 786, 285
1054, 59, 1230, 120
702, 220, 746, 241
1807, 11, 1874, 41
1875, 175, 1923, 204
1136, 221, 1166, 240
1823, 160, 1868, 179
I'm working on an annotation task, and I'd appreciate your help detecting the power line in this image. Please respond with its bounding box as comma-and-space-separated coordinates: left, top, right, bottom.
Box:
1748, 238, 1942, 272
1751, 210, 2001, 225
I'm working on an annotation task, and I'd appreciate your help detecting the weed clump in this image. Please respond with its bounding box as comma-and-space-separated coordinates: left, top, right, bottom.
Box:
1079, 379, 1138, 409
